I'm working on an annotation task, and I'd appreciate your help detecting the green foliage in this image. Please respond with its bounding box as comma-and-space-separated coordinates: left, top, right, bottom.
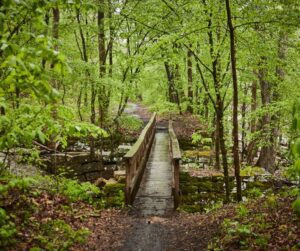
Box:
191, 132, 212, 146
57, 178, 102, 204
147, 100, 179, 115
0, 104, 107, 167
33, 175, 102, 205
292, 198, 300, 216
237, 204, 249, 217
289, 100, 300, 179
288, 100, 300, 212
222, 218, 253, 246
33, 219, 89, 251
0, 174, 102, 205
0, 208, 17, 248
118, 115, 143, 131
102, 183, 125, 208
0, 176, 35, 195
263, 194, 278, 210
246, 188, 263, 199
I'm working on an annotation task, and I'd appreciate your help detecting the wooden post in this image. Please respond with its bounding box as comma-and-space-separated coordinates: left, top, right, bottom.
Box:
174, 158, 180, 208
125, 158, 132, 204
169, 120, 181, 209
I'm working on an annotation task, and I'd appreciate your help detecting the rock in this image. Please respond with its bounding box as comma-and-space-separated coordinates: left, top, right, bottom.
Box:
94, 177, 109, 188
114, 170, 126, 183
117, 145, 132, 154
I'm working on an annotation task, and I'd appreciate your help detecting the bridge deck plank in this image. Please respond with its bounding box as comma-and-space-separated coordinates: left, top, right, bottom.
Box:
133, 131, 173, 216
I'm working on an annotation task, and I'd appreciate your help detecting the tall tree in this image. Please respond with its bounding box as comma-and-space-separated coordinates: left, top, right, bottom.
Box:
225, 0, 242, 201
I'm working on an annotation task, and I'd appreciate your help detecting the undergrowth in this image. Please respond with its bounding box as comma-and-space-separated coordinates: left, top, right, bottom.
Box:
208, 189, 300, 250
0, 173, 124, 250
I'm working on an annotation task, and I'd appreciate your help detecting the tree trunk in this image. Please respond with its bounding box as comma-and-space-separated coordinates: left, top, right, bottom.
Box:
247, 78, 258, 165
98, 0, 107, 127
49, 6, 60, 152
187, 47, 193, 113
108, 0, 113, 78
214, 114, 221, 170
216, 102, 230, 202
257, 58, 276, 173
225, 0, 242, 201
164, 62, 177, 103
241, 85, 247, 162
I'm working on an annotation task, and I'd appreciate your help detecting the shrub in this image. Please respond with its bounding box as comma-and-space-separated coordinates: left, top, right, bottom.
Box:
0, 208, 17, 248
57, 178, 101, 203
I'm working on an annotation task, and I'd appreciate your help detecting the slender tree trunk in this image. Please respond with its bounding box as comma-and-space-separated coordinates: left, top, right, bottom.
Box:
187, 47, 193, 113
241, 85, 247, 162
174, 63, 183, 115
42, 12, 50, 68
98, 0, 107, 127
214, 114, 221, 169
247, 78, 258, 165
225, 0, 242, 201
203, 0, 230, 201
164, 62, 177, 103
216, 102, 230, 202
49, 6, 60, 151
108, 0, 113, 78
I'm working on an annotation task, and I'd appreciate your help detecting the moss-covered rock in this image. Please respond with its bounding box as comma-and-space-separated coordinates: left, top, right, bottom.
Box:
183, 150, 211, 158
103, 183, 125, 196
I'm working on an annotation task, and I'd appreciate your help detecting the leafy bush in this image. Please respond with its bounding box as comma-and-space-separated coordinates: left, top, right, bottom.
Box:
118, 115, 143, 131
33, 175, 102, 204
0, 208, 17, 248
0, 176, 35, 195
103, 183, 125, 208
0, 104, 108, 165
57, 178, 102, 204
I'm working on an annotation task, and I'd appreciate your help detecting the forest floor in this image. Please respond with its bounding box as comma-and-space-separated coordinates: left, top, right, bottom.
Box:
4, 184, 299, 250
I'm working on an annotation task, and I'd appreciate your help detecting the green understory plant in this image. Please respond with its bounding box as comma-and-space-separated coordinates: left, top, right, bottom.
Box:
33, 219, 89, 251
289, 100, 300, 215
0, 208, 17, 248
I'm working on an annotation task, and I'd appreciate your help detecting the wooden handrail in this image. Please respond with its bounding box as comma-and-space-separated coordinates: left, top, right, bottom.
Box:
169, 120, 181, 209
124, 113, 156, 204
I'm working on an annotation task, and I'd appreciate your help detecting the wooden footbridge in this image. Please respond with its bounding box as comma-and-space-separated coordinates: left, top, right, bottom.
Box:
123, 113, 181, 215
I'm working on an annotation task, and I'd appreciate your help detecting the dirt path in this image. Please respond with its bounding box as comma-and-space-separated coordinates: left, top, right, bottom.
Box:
119, 209, 233, 251
124, 102, 152, 123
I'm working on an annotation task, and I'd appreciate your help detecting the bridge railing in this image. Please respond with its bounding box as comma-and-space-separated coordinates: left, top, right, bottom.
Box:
124, 113, 156, 204
169, 120, 181, 209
